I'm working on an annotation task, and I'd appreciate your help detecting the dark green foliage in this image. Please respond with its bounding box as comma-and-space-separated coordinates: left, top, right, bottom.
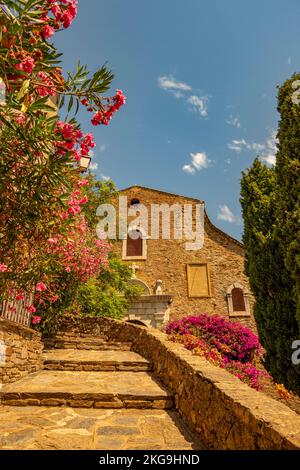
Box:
80, 174, 118, 229
74, 253, 142, 319
276, 74, 300, 330
241, 160, 299, 392
241, 73, 300, 393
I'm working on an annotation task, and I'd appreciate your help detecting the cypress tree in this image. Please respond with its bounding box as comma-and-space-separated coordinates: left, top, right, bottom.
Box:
276, 74, 300, 330
241, 159, 300, 392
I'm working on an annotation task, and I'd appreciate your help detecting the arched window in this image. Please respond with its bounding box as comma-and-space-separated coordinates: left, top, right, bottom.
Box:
232, 287, 246, 312
130, 198, 140, 206
126, 229, 143, 257
122, 227, 147, 260
226, 283, 250, 317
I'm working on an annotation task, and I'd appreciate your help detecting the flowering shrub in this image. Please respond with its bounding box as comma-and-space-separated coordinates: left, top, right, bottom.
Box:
0, 1, 125, 327
166, 314, 265, 390
166, 314, 261, 362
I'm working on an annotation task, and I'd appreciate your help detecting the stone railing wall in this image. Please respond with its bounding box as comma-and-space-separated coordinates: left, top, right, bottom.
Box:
57, 315, 300, 450
127, 295, 172, 328
0, 318, 43, 385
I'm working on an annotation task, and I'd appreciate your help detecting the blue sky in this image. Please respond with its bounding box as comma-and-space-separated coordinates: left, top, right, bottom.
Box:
54, 0, 300, 240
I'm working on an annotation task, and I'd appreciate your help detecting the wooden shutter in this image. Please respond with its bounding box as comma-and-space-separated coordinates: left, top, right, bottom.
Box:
126, 230, 143, 257
232, 288, 246, 312
187, 264, 211, 297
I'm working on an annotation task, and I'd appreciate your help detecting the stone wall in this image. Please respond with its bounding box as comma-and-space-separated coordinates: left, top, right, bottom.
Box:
0, 318, 43, 385
57, 316, 300, 450
113, 186, 256, 330
127, 295, 172, 328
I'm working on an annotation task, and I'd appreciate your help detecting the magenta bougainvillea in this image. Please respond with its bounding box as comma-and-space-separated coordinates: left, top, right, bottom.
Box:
166, 314, 261, 362
166, 314, 267, 390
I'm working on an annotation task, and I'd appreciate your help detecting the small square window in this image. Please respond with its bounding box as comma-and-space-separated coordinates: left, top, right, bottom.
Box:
187, 264, 211, 297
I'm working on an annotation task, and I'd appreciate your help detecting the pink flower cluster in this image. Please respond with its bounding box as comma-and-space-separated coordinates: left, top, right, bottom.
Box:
0, 263, 9, 272
166, 314, 264, 390
55, 121, 95, 164
32, 315, 42, 325
15, 57, 35, 74
166, 314, 261, 362
42, 0, 78, 39
36, 71, 56, 97
29, 217, 110, 326
65, 189, 88, 217
224, 361, 266, 390
45, 219, 110, 283
82, 90, 126, 126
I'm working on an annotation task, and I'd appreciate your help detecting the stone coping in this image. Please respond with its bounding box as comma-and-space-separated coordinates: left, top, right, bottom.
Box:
0, 317, 41, 340
130, 295, 173, 303
56, 316, 300, 450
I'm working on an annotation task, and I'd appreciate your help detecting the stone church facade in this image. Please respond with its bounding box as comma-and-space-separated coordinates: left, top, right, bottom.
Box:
112, 185, 255, 330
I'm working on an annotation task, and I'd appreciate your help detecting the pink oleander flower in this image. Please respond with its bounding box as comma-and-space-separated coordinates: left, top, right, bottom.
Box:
27, 305, 36, 314
36, 71, 56, 97
77, 179, 89, 187
91, 89, 126, 126
79, 195, 88, 205
42, 25, 55, 39
47, 237, 58, 244
51, 4, 62, 19
0, 263, 8, 272
15, 56, 35, 74
35, 282, 47, 292
14, 114, 26, 126
15, 291, 24, 301
32, 315, 41, 325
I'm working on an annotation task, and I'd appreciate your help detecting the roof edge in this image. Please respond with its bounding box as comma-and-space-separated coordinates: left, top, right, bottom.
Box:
119, 185, 204, 204
204, 209, 244, 249
118, 185, 244, 249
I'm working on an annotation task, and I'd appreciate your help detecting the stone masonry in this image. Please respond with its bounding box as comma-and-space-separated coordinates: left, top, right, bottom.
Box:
127, 295, 172, 328
0, 318, 43, 385
112, 186, 256, 330
0, 322, 202, 450
56, 316, 300, 450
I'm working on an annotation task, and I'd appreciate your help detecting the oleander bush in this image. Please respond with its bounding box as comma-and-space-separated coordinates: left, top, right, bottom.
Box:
0, 1, 125, 329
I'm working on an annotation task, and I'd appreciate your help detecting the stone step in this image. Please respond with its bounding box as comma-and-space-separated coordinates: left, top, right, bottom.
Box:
42, 349, 152, 372
44, 337, 132, 351
0, 407, 201, 450
0, 371, 174, 410
56, 332, 106, 339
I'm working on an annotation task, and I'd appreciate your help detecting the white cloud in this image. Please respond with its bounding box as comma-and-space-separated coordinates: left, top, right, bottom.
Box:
89, 162, 98, 170
226, 114, 241, 128
260, 131, 277, 165
227, 131, 278, 165
227, 139, 248, 152
182, 152, 211, 174
158, 74, 209, 117
100, 174, 110, 181
187, 95, 208, 117
217, 205, 240, 224
262, 154, 276, 165
182, 164, 196, 174
158, 75, 192, 92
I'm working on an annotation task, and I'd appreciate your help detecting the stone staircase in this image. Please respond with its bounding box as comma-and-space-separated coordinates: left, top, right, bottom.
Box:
44, 332, 132, 351
0, 332, 201, 449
